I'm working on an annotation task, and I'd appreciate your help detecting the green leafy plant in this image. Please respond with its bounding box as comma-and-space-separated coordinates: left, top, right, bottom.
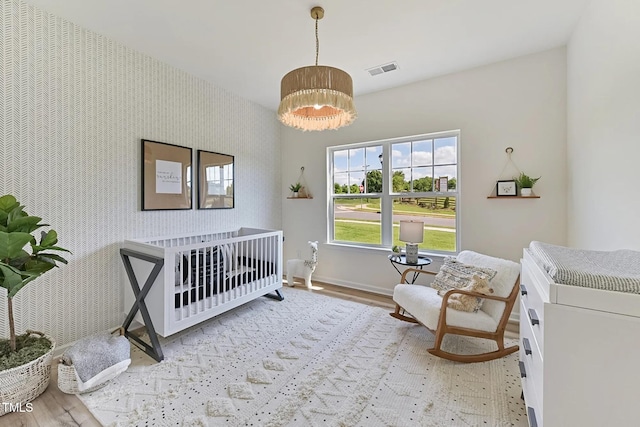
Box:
0, 195, 70, 353
392, 245, 401, 254
514, 172, 541, 189
289, 182, 302, 192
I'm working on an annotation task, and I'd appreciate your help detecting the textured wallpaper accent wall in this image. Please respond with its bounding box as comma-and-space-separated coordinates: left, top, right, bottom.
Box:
0, 0, 282, 346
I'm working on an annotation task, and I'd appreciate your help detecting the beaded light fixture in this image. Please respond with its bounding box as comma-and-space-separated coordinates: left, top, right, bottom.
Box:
277, 6, 357, 132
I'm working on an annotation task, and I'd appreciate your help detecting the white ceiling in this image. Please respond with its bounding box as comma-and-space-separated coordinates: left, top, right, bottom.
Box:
22, 0, 590, 111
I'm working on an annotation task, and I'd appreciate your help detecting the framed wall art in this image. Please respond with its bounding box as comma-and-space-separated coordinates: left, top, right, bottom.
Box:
197, 150, 234, 209
496, 180, 517, 197
141, 139, 192, 210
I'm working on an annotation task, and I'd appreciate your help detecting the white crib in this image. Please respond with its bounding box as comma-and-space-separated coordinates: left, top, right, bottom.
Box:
120, 228, 283, 360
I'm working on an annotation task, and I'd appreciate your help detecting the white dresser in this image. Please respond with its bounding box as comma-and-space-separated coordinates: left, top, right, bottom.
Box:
520, 249, 640, 427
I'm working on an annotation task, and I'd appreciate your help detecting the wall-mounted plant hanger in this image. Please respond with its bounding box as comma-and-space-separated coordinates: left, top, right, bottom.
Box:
487, 147, 540, 199
287, 166, 313, 199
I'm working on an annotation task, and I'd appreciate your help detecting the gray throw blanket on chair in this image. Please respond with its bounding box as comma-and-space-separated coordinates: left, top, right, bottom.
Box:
62, 331, 131, 382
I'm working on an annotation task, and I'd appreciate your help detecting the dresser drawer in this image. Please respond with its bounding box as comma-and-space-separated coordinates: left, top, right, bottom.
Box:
520, 262, 545, 353
519, 300, 543, 418
526, 405, 540, 427
519, 360, 541, 427
519, 299, 542, 358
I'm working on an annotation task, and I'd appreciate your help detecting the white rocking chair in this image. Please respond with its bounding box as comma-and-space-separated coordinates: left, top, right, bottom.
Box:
391, 250, 521, 363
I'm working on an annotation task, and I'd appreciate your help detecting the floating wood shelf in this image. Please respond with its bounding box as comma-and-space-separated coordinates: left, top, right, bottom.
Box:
489, 147, 541, 199
287, 166, 313, 199
487, 196, 540, 199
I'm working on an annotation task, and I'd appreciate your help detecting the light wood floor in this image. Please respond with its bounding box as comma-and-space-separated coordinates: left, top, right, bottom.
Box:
0, 283, 393, 426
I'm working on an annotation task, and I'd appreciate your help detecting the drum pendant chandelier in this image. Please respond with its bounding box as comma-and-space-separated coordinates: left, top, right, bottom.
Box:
278, 6, 357, 131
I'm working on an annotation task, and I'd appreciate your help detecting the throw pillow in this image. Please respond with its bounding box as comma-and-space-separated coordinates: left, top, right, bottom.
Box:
431, 257, 497, 292
438, 275, 494, 312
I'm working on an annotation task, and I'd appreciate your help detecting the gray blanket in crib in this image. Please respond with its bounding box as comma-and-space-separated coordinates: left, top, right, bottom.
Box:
529, 241, 640, 294
62, 331, 131, 382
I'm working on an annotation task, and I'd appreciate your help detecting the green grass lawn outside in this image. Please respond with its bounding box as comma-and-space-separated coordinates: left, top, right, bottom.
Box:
334, 221, 456, 252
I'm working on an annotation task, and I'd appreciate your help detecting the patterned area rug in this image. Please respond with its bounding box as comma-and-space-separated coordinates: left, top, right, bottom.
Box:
78, 287, 527, 426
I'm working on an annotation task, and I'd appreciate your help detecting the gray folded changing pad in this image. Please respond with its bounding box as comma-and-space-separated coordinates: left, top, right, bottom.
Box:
528, 241, 640, 294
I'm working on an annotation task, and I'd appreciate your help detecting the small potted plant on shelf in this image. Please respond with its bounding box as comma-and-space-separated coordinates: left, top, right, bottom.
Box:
514, 172, 541, 197
289, 182, 302, 197
0, 194, 70, 415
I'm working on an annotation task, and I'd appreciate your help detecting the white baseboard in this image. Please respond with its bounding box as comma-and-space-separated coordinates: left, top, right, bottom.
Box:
310, 274, 393, 297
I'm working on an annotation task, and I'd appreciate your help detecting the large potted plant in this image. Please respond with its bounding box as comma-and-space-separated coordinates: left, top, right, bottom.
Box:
0, 194, 70, 415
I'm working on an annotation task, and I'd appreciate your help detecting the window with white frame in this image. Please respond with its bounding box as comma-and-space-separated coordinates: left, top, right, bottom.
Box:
329, 131, 459, 254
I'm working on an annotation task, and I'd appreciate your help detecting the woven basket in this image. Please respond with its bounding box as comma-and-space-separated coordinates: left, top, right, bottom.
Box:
57, 361, 111, 394
0, 331, 55, 417
58, 327, 127, 394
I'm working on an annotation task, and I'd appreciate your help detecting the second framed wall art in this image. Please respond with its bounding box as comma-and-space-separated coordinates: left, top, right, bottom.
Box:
197, 150, 234, 209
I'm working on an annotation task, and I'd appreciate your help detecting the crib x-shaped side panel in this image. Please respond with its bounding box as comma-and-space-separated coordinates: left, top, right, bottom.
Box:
120, 248, 165, 362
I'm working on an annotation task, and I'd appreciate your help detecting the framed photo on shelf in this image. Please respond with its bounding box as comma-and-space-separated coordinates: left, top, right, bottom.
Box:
141, 139, 192, 210
496, 180, 517, 197
197, 150, 234, 209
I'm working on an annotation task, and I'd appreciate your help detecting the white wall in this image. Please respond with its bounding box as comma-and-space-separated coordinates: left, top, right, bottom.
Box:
0, 0, 281, 347
282, 48, 567, 295
567, 0, 640, 250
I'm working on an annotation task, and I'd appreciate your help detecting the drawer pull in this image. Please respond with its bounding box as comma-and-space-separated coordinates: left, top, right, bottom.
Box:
519, 361, 527, 378
528, 308, 540, 326
520, 284, 528, 296
522, 337, 532, 355
527, 406, 538, 427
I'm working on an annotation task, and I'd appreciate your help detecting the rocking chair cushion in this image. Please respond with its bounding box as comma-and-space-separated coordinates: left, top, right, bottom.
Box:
393, 283, 498, 333
455, 251, 520, 324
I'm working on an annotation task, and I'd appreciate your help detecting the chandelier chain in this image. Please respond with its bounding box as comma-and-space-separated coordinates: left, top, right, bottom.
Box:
315, 16, 319, 66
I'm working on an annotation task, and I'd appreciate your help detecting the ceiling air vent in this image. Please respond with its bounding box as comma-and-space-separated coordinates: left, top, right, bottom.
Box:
366, 61, 399, 76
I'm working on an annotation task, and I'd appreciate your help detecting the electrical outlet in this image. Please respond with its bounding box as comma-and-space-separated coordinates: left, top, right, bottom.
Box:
297, 250, 301, 258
